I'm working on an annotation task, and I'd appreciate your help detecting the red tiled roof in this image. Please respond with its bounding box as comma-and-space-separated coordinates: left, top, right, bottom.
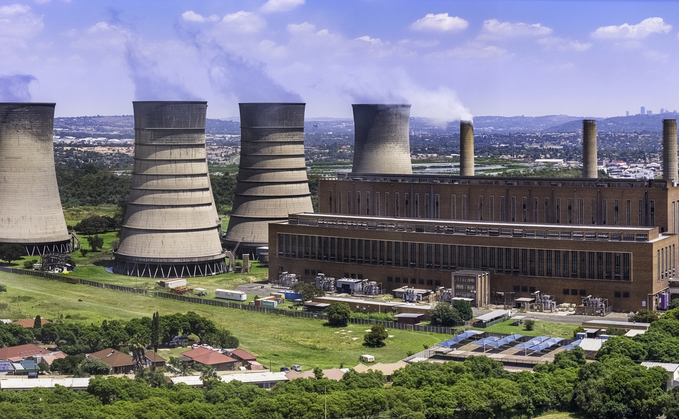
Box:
191, 351, 236, 366
0, 344, 51, 360
181, 347, 213, 359
88, 349, 135, 368
41, 352, 67, 365
229, 349, 256, 361
13, 318, 51, 328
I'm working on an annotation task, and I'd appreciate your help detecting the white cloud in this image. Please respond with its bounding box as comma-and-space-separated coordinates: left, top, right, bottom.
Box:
220, 11, 265, 33
537, 37, 592, 52
0, 4, 43, 38
354, 36, 384, 47
480, 19, 552, 40
260, 0, 304, 13
429, 43, 508, 59
259, 39, 286, 57
592, 17, 671, 40
287, 22, 316, 34
181, 11, 219, 23
411, 13, 468, 32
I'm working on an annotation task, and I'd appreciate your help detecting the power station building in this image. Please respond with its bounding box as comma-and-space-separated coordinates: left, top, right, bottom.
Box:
113, 101, 226, 277
0, 103, 72, 255
223, 103, 313, 256
269, 118, 679, 312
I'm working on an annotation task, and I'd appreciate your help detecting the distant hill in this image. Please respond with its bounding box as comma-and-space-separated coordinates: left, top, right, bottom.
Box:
546, 114, 679, 133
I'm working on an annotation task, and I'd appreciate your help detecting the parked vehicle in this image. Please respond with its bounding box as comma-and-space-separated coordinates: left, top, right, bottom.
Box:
291, 365, 302, 372
169, 335, 189, 348
280, 367, 290, 372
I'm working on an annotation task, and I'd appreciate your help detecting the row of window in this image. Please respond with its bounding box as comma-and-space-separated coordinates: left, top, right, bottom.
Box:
329, 190, 656, 227
277, 233, 636, 281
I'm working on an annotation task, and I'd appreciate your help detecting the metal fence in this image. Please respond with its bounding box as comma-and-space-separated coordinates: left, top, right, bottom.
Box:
0, 267, 462, 335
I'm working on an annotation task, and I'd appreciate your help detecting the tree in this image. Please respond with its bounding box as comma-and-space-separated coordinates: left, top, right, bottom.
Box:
200, 366, 220, 390
87, 235, 104, 252
429, 303, 462, 327
33, 315, 42, 329
452, 300, 473, 321
669, 298, 679, 310
150, 311, 159, 353
0, 284, 6, 292
524, 319, 536, 331
629, 309, 660, 323
0, 244, 25, 264
74, 215, 114, 235
208, 328, 239, 349
326, 302, 351, 327
313, 367, 323, 380
135, 367, 169, 388
169, 356, 191, 376
364, 324, 389, 347
76, 357, 111, 376
291, 282, 325, 301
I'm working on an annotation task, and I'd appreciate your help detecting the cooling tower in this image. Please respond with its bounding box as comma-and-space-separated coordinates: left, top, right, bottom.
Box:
460, 120, 475, 177
663, 119, 678, 185
582, 120, 598, 178
113, 101, 226, 278
351, 104, 412, 174
223, 103, 313, 255
0, 103, 71, 255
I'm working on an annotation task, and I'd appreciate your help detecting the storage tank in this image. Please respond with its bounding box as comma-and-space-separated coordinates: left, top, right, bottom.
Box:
351, 104, 412, 174
113, 101, 226, 277
223, 103, 313, 255
0, 103, 72, 255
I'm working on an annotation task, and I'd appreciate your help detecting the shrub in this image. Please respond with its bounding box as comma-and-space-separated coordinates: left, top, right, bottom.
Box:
452, 300, 473, 321
429, 303, 462, 327
326, 302, 351, 327
364, 324, 389, 347
524, 319, 536, 331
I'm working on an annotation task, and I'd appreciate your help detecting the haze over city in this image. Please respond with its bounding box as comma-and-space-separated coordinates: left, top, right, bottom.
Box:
0, 0, 678, 119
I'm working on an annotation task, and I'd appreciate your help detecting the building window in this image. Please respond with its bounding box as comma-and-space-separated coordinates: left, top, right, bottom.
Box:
638, 199, 643, 226
626, 199, 631, 226
366, 192, 370, 215
511, 197, 516, 222
356, 192, 361, 215
384, 192, 388, 216
614, 199, 619, 225
588, 252, 595, 279
554, 250, 560, 277
414, 193, 420, 218
567, 198, 572, 224
538, 250, 545, 276
544, 198, 550, 223
563, 288, 570, 295
529, 249, 536, 276
579, 198, 584, 224
514, 285, 520, 292
522, 197, 527, 222
533, 197, 538, 223
602, 199, 607, 225
623, 291, 630, 298
500, 196, 506, 222
521, 286, 528, 292
461, 195, 467, 220
375, 192, 380, 216
489, 196, 495, 221
529, 286, 536, 293
395, 193, 400, 217
579, 289, 586, 296
614, 291, 621, 298
435, 194, 440, 219
651, 200, 655, 226
328, 191, 333, 213
590, 198, 596, 224
571, 289, 578, 295
597, 252, 604, 279
556, 198, 561, 224
478, 196, 483, 221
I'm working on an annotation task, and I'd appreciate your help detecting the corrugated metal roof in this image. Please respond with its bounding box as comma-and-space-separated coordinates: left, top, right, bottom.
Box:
641, 362, 679, 372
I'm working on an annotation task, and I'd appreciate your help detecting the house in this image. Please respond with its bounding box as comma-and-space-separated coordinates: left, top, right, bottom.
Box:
1, 377, 91, 391
181, 347, 236, 371
641, 362, 679, 390
87, 349, 135, 374
171, 371, 289, 389
13, 359, 40, 377
13, 318, 51, 328
0, 344, 51, 361
353, 360, 408, 381
144, 351, 166, 368
227, 349, 257, 369
285, 367, 348, 381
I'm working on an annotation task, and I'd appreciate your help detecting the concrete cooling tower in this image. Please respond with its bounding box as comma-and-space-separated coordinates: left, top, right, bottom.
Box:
0, 103, 72, 255
223, 103, 313, 255
113, 101, 226, 277
351, 104, 412, 174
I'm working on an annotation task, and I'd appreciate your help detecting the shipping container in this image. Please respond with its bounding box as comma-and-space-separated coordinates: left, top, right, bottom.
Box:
215, 289, 247, 301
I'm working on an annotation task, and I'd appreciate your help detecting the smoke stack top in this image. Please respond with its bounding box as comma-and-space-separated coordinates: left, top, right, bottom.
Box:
582, 119, 598, 179
460, 120, 474, 177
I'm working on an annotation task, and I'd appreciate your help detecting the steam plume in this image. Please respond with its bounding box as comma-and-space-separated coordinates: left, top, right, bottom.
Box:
0, 75, 37, 101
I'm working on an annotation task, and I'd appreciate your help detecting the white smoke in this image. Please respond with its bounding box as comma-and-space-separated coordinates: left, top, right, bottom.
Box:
0, 74, 37, 101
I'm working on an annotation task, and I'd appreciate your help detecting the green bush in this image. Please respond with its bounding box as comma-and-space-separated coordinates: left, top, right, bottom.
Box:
326, 302, 351, 327
524, 319, 536, 331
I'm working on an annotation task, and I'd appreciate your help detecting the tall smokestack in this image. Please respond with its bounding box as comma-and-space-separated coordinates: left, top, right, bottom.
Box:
113, 101, 226, 278
0, 103, 72, 255
582, 119, 598, 178
224, 103, 313, 256
351, 104, 412, 174
460, 120, 474, 177
664, 119, 678, 185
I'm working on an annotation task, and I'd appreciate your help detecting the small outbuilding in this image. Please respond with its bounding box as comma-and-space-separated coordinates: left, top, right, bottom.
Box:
394, 313, 424, 325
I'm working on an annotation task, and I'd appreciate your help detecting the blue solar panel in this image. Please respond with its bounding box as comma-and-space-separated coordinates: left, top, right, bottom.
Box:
486, 334, 523, 348
0, 362, 12, 372
528, 337, 564, 352
513, 336, 550, 350
439, 331, 483, 348
472, 336, 500, 346
561, 339, 583, 351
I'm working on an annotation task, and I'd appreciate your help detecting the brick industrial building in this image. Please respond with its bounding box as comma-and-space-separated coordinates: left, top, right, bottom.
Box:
268, 117, 679, 312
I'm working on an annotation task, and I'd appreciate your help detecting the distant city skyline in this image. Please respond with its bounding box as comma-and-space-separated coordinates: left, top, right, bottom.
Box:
0, 0, 678, 120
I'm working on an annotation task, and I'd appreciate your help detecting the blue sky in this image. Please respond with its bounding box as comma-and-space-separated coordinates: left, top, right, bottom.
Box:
1, 0, 678, 119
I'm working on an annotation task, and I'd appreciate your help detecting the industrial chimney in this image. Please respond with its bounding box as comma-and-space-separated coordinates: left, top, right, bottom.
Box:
113, 101, 226, 277
460, 120, 475, 176
582, 120, 598, 178
351, 104, 412, 174
223, 103, 313, 256
0, 103, 72, 255
663, 119, 678, 186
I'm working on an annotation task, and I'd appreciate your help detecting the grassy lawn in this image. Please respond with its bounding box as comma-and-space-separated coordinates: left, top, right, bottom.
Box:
481, 318, 578, 338
0, 271, 446, 370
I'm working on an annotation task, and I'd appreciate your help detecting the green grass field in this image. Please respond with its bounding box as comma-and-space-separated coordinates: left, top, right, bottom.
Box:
0, 271, 446, 370
482, 318, 578, 338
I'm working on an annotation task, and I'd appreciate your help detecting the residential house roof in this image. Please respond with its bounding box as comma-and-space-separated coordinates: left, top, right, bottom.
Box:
0, 344, 51, 360
39, 352, 67, 366
191, 351, 236, 366
144, 350, 166, 363
286, 367, 347, 381
353, 361, 408, 376
229, 349, 257, 362
88, 349, 135, 368
13, 318, 51, 328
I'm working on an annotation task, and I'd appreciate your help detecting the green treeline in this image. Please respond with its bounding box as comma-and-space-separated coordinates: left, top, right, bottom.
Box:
1, 350, 678, 419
